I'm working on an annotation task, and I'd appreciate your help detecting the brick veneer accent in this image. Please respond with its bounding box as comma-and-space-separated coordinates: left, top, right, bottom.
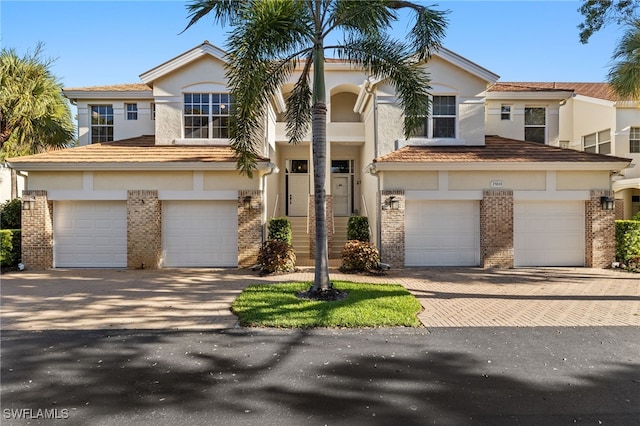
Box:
585, 190, 616, 268
380, 190, 405, 267
480, 190, 514, 268
614, 199, 624, 220
308, 194, 333, 258
21, 190, 53, 270
238, 190, 263, 267
127, 190, 161, 269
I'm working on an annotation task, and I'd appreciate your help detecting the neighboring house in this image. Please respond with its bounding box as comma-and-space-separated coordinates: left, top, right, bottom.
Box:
487, 82, 640, 219
0, 165, 25, 203
7, 42, 631, 270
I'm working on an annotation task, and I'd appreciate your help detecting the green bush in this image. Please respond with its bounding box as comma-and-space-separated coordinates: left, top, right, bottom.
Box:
340, 240, 380, 273
257, 240, 296, 274
268, 217, 292, 244
0, 198, 22, 229
1, 229, 21, 267
346, 216, 370, 242
615, 220, 640, 262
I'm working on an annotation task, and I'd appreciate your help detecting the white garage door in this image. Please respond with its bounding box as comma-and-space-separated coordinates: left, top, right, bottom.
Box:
162, 200, 238, 267
54, 201, 127, 268
514, 201, 584, 267
405, 200, 480, 266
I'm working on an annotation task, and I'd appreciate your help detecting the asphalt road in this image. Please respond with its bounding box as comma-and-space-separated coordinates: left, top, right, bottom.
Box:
1, 327, 639, 425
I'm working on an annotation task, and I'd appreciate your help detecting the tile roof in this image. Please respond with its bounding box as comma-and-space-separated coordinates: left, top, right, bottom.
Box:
62, 83, 152, 92
7, 135, 269, 165
375, 135, 631, 164
489, 82, 621, 101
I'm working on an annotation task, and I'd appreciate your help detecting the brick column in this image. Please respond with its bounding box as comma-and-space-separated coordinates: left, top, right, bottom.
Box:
238, 190, 263, 267
21, 190, 54, 270
585, 190, 616, 268
480, 189, 514, 268
308, 194, 333, 258
380, 190, 405, 267
127, 190, 161, 269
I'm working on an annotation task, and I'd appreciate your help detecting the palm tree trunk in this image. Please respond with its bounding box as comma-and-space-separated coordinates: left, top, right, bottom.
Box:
312, 102, 331, 291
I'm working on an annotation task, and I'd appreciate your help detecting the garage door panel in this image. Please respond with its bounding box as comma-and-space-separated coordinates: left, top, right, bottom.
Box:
163, 201, 238, 267
514, 201, 584, 267
405, 200, 480, 267
54, 201, 127, 268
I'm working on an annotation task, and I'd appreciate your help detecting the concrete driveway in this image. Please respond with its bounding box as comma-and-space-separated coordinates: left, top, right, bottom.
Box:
1, 267, 639, 330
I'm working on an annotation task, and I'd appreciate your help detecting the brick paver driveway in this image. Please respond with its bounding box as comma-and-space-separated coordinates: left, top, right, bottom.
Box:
1, 267, 639, 329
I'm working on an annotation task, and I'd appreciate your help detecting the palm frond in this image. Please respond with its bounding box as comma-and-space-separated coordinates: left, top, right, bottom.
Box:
387, 1, 448, 60
182, 0, 240, 33
608, 19, 640, 99
285, 55, 314, 144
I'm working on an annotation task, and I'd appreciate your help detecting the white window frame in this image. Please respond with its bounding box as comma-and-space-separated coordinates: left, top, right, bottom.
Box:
150, 103, 156, 121
630, 127, 640, 153
583, 129, 611, 154
183, 93, 233, 139
524, 107, 546, 143
410, 95, 457, 139
500, 104, 511, 121
125, 103, 138, 120
90, 105, 114, 144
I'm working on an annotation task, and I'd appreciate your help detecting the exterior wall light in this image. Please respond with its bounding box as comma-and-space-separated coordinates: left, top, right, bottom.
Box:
22, 195, 36, 211
600, 196, 615, 211
383, 195, 400, 210
243, 195, 253, 209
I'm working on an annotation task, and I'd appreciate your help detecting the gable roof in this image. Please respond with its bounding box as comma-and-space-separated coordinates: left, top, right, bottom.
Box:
6, 135, 271, 171
373, 135, 631, 171
139, 41, 227, 84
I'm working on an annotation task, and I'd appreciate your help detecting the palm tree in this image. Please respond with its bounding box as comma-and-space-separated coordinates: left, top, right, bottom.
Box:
184, 0, 447, 292
608, 19, 640, 99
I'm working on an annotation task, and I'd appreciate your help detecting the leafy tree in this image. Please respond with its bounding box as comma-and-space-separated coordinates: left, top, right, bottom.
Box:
0, 44, 75, 196
184, 0, 447, 292
578, 0, 639, 44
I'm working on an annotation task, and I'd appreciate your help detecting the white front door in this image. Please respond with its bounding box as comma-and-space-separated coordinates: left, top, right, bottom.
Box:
287, 160, 309, 216
332, 175, 350, 216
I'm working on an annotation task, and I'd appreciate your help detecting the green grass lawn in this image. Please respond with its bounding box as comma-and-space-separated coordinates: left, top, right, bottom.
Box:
231, 281, 422, 328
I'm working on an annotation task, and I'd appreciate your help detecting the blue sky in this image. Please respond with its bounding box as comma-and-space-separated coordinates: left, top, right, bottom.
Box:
0, 0, 626, 89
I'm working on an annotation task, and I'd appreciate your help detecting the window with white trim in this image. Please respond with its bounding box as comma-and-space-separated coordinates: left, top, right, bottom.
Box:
184, 93, 233, 139
410, 95, 456, 139
125, 103, 138, 120
630, 127, 640, 153
151, 103, 156, 121
501, 105, 511, 120
90, 105, 113, 143
583, 129, 611, 154
524, 107, 546, 143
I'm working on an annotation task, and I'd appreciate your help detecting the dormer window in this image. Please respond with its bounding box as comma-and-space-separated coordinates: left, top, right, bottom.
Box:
410, 95, 457, 139
184, 93, 232, 139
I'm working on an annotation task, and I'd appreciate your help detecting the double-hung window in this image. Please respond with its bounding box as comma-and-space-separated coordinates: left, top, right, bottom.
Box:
500, 104, 511, 120
184, 93, 232, 139
90, 105, 114, 144
583, 129, 611, 154
410, 95, 457, 139
524, 107, 546, 143
125, 103, 138, 120
630, 127, 640, 153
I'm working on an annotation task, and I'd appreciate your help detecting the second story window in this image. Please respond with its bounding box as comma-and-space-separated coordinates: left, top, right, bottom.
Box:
524, 107, 546, 143
184, 93, 232, 139
410, 95, 457, 139
90, 105, 113, 144
583, 129, 611, 154
630, 127, 640, 153
501, 105, 511, 120
125, 103, 138, 120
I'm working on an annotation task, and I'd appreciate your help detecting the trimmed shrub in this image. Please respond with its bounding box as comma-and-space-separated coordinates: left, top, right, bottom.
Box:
257, 240, 296, 274
340, 240, 380, 273
1, 229, 21, 267
347, 216, 370, 242
268, 217, 292, 244
0, 198, 22, 229
615, 220, 640, 263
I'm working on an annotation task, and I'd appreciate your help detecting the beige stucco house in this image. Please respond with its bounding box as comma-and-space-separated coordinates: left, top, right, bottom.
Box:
7, 42, 632, 270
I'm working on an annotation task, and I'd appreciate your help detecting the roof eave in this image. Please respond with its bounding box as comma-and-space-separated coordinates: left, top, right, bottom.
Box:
372, 161, 631, 172
6, 161, 272, 173
62, 90, 154, 101
485, 91, 574, 101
